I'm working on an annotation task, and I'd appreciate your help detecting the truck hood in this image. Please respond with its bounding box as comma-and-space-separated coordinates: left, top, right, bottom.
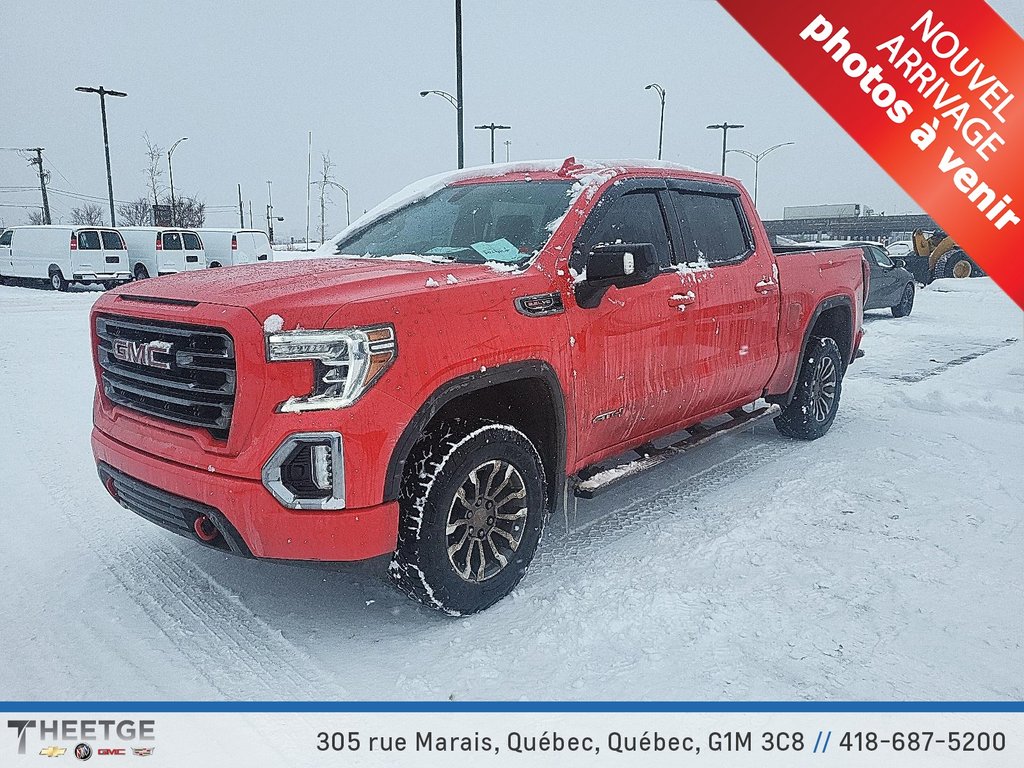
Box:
110, 256, 514, 326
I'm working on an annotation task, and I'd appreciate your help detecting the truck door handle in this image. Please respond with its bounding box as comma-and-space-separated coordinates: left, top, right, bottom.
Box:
669, 291, 696, 307
755, 278, 778, 294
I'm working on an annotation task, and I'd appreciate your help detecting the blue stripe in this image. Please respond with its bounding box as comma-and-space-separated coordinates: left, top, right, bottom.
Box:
0, 702, 1021, 713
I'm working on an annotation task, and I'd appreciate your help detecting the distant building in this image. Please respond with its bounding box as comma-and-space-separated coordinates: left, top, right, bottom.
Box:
763, 212, 939, 245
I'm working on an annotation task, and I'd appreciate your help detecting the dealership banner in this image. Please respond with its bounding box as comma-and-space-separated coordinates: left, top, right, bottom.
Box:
2, 707, 1022, 766
718, 0, 1024, 309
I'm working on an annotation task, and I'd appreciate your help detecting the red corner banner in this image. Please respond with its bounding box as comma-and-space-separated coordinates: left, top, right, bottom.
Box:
718, 0, 1024, 309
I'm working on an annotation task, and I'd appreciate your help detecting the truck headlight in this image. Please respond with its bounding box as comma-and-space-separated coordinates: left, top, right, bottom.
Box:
267, 325, 396, 412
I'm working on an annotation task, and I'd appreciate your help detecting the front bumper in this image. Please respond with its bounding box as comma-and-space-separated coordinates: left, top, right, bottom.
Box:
92, 426, 399, 561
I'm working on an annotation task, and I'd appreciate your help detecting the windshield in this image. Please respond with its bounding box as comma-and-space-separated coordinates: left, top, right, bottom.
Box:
334, 180, 574, 265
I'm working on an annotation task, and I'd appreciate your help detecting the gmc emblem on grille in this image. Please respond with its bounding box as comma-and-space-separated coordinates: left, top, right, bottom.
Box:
111, 339, 173, 369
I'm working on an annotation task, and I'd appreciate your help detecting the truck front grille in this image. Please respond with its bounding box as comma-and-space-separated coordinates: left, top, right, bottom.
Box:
96, 314, 236, 439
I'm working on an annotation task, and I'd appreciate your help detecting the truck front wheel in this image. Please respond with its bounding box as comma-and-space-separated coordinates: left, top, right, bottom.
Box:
388, 420, 547, 616
774, 336, 843, 440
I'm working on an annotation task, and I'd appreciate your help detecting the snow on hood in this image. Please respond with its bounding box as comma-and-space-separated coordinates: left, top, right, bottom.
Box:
315, 157, 704, 257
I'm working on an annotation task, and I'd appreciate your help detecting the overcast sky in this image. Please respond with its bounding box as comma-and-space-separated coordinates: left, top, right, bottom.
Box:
1, 0, 1022, 239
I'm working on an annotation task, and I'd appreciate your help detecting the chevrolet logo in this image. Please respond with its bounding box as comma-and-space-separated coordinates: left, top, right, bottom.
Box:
111, 338, 173, 370
40, 746, 67, 757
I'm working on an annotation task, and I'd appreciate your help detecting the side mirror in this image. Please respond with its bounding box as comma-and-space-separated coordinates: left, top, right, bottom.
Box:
576, 243, 659, 308
892, 257, 906, 268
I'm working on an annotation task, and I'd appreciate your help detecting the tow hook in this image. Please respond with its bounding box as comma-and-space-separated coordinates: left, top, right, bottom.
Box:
193, 515, 220, 543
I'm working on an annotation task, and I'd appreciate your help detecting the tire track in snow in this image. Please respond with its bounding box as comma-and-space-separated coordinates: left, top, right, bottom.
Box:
17, 429, 339, 698
889, 338, 1018, 383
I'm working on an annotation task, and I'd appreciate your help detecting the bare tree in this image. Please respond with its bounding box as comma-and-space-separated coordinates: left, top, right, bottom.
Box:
26, 209, 46, 225
70, 203, 105, 225
117, 197, 153, 226
169, 195, 206, 228
310, 152, 348, 243
143, 134, 165, 206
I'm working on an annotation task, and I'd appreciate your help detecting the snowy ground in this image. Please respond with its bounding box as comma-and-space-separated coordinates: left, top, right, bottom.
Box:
0, 277, 1021, 701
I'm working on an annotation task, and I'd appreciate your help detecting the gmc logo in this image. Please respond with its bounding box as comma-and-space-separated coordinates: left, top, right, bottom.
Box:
111, 339, 173, 370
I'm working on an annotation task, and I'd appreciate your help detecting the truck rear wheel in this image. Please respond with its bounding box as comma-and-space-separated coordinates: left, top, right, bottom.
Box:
388, 420, 547, 616
774, 336, 843, 440
134, 264, 150, 280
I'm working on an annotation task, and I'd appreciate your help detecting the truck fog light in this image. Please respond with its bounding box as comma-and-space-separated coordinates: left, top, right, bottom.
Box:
263, 432, 345, 510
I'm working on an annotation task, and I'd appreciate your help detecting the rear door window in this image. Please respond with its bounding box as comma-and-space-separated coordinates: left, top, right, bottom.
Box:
670, 192, 751, 265
78, 230, 101, 250
101, 230, 125, 250
182, 232, 202, 250
162, 232, 183, 250
585, 192, 673, 269
0, 230, 12, 247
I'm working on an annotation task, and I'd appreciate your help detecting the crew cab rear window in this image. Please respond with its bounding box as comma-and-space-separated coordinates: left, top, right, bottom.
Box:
101, 231, 125, 250
587, 192, 673, 268
78, 230, 101, 250
182, 232, 202, 250
670, 192, 751, 265
162, 232, 183, 250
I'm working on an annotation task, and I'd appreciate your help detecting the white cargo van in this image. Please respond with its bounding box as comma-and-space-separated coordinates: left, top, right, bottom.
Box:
0, 225, 131, 291
196, 228, 273, 267
119, 227, 207, 279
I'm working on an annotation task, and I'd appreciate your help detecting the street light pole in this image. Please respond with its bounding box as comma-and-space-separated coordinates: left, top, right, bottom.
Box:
474, 123, 511, 163
167, 137, 188, 227
75, 85, 127, 226
504, 139, 511, 162
420, 90, 461, 168
645, 83, 666, 160
726, 142, 795, 209
706, 122, 745, 176
455, 0, 465, 169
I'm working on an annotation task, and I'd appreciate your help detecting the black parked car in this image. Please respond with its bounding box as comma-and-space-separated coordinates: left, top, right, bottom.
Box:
813, 240, 916, 318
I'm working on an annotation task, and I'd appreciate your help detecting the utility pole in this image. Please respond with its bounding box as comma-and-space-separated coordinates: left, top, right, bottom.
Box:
504, 140, 511, 162
706, 122, 745, 175
26, 148, 51, 224
237, 184, 245, 227
305, 130, 312, 246
455, 0, 465, 169
266, 180, 274, 243
474, 123, 511, 163
75, 85, 127, 226
645, 83, 667, 160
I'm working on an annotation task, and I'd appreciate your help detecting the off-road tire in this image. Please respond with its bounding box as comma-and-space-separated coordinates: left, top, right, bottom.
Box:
49, 268, 68, 292
935, 249, 979, 279
388, 420, 547, 616
774, 336, 843, 440
891, 282, 915, 317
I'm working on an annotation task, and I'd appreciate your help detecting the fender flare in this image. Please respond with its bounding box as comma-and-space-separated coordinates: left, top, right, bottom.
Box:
769, 295, 854, 407
383, 360, 568, 506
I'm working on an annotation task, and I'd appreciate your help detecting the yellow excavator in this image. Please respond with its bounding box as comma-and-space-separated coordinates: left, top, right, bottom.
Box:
910, 230, 984, 283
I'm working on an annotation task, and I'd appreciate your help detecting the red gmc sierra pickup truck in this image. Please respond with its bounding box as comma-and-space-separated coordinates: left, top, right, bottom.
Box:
90, 158, 866, 615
